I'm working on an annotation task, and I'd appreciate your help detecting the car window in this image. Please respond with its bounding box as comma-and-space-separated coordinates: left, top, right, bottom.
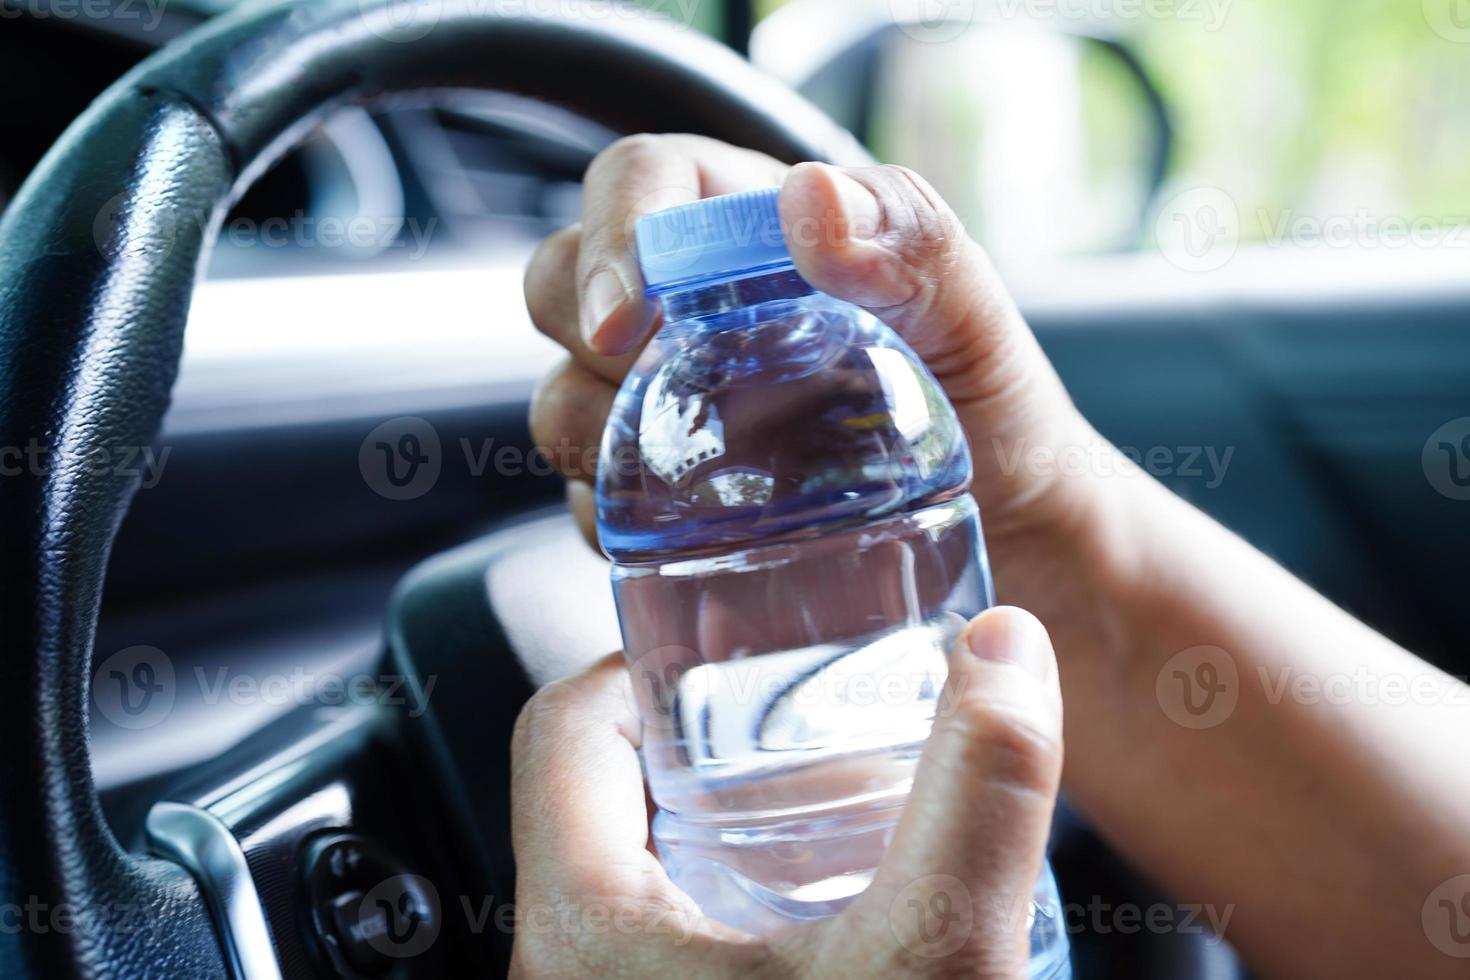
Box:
754, 0, 1470, 268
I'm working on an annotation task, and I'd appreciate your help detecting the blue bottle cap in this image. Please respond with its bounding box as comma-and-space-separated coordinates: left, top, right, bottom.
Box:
634, 188, 793, 294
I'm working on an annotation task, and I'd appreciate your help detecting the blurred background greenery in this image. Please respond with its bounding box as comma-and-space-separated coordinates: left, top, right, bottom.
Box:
1132, 0, 1470, 235
644, 0, 1470, 262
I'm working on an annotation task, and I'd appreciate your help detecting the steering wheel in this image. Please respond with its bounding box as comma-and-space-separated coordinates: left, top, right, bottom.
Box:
0, 1, 869, 976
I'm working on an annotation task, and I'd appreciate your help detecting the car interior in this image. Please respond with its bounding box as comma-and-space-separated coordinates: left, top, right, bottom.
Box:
1, 0, 1467, 977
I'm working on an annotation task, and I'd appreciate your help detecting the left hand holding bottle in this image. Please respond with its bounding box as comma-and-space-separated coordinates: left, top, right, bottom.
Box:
509, 606, 1064, 980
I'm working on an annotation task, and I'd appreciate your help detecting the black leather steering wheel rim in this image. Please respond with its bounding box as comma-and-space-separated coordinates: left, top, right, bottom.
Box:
0, 2, 870, 975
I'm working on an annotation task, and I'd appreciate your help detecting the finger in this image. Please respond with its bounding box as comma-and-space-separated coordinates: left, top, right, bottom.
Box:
510, 656, 763, 978
529, 357, 615, 483
577, 134, 788, 355
567, 480, 599, 551
510, 653, 674, 904
845, 606, 1063, 976
525, 223, 641, 385
777, 162, 1068, 412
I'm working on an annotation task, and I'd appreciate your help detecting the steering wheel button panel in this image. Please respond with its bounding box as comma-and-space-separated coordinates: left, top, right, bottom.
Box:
302, 833, 441, 979
327, 891, 392, 976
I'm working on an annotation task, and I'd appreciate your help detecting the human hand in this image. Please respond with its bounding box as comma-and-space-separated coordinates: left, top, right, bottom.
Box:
525, 135, 1470, 980
525, 134, 1104, 557
508, 606, 1063, 979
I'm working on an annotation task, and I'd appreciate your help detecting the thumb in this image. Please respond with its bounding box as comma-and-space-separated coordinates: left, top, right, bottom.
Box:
777, 162, 1088, 537
841, 606, 1064, 977
777, 161, 1057, 409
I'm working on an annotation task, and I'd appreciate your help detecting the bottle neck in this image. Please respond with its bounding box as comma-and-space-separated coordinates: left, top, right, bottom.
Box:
655, 266, 816, 326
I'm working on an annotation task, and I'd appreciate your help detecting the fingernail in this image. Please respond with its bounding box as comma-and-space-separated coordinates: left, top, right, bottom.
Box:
827, 167, 882, 242
966, 609, 1050, 679
582, 268, 629, 345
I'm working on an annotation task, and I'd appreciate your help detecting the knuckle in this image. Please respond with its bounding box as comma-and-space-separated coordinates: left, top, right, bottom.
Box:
523, 226, 579, 335
512, 658, 631, 767
882, 163, 932, 195
880, 164, 940, 210
527, 362, 573, 447
949, 692, 1062, 793
875, 164, 966, 255
567, 482, 600, 549
590, 133, 668, 182
509, 693, 543, 757
511, 680, 577, 754
528, 361, 605, 479
607, 131, 667, 160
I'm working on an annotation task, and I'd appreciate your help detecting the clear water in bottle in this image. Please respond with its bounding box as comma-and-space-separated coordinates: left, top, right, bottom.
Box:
596, 188, 1069, 976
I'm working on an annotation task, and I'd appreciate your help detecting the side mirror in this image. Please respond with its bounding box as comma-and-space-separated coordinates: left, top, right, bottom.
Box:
752, 2, 1173, 264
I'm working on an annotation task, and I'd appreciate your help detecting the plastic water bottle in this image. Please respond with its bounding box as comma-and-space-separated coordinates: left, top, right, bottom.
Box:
596, 188, 1069, 975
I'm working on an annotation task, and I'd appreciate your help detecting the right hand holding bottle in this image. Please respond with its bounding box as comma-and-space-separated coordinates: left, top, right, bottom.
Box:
526, 134, 1106, 565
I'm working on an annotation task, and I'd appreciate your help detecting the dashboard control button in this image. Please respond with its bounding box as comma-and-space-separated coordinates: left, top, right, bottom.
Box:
301, 832, 442, 979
